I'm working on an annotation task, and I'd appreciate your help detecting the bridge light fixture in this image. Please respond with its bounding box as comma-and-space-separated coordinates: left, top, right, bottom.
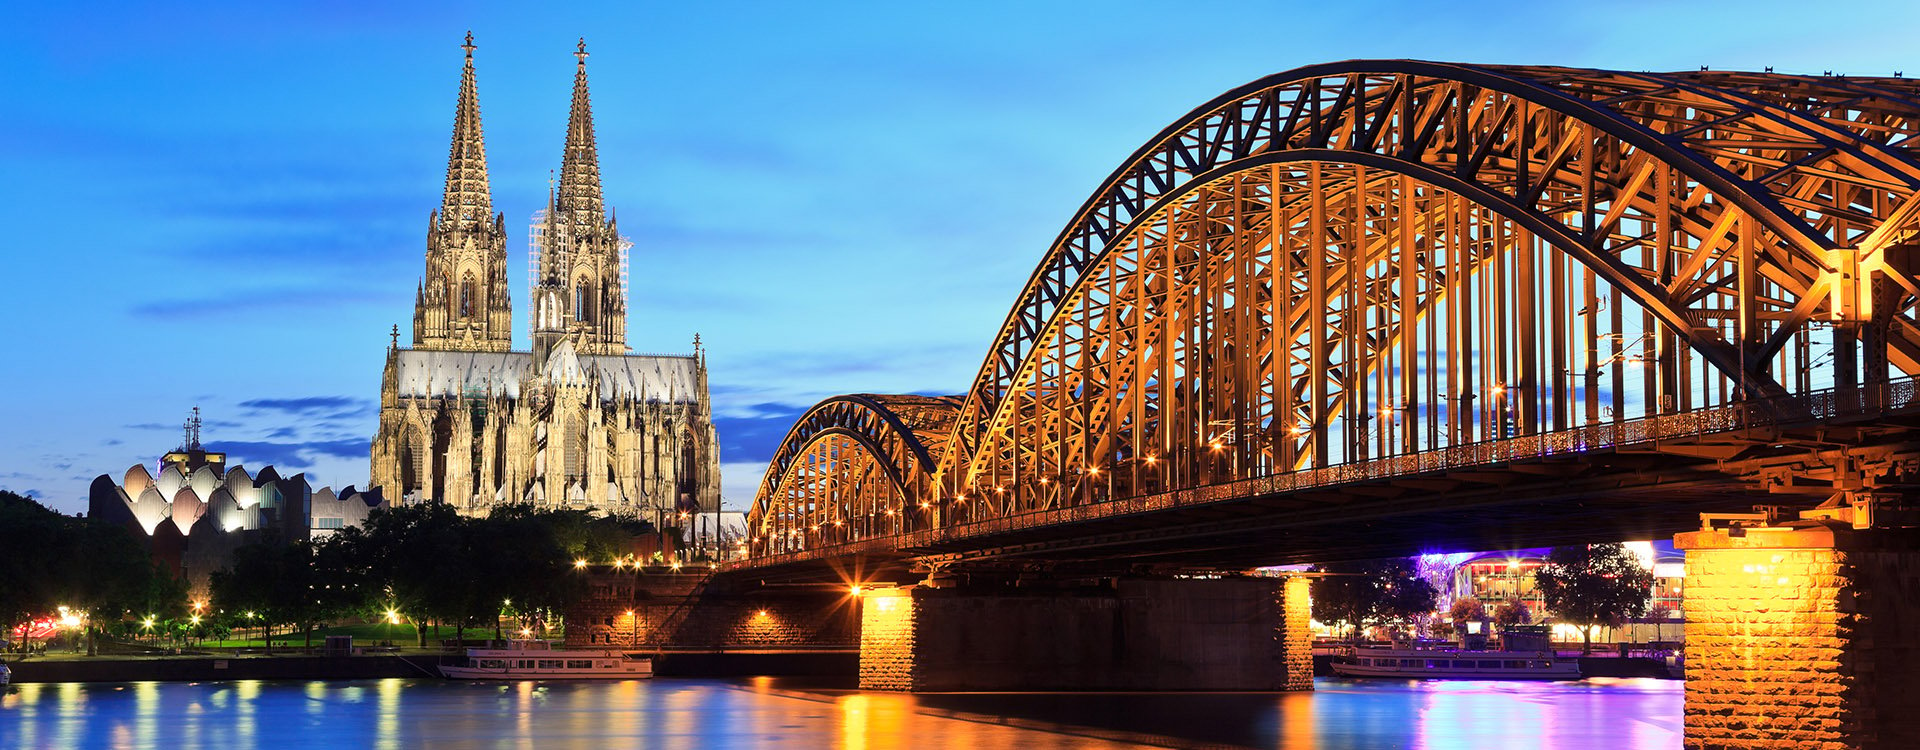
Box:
1145, 455, 1157, 465
624, 610, 634, 618
1087, 465, 1099, 475
995, 486, 1005, 494
575, 559, 589, 569
850, 585, 864, 597
1040, 477, 1051, 484
833, 519, 843, 526
918, 501, 930, 508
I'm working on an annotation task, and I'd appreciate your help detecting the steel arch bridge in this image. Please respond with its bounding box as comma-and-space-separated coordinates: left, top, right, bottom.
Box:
744, 60, 1920, 572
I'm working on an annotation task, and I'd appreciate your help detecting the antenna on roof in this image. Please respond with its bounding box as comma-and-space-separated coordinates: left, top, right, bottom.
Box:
183, 406, 203, 452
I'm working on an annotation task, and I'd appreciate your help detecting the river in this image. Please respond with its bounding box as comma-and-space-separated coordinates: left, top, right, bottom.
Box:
1, 676, 1681, 748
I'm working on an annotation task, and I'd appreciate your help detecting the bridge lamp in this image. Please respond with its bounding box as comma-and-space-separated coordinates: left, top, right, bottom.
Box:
1087, 465, 1100, 475
833, 519, 844, 526
849, 585, 864, 597
1144, 455, 1157, 465
671, 561, 683, 571
1040, 477, 1051, 485
575, 559, 588, 569
918, 502, 931, 509
995, 486, 1006, 494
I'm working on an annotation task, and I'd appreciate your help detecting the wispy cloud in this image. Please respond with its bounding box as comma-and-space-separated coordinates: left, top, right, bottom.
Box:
207, 437, 371, 471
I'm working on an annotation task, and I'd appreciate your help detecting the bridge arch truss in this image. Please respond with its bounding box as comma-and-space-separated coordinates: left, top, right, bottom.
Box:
748, 60, 1920, 562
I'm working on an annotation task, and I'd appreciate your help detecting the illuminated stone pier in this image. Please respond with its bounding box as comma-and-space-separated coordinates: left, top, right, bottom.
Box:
1675, 512, 1920, 750
857, 576, 1311, 691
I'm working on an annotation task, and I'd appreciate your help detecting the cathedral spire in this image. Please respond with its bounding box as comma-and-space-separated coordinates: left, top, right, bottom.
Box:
556, 38, 604, 224
441, 31, 493, 227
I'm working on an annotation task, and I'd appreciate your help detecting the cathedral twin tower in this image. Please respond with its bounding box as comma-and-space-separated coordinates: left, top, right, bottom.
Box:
371, 36, 720, 519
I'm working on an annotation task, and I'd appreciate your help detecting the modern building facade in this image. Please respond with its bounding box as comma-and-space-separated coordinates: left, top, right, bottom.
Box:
87, 414, 389, 594
369, 37, 720, 519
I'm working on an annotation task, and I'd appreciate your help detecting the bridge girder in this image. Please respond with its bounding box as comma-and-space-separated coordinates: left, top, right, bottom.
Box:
745, 60, 1920, 569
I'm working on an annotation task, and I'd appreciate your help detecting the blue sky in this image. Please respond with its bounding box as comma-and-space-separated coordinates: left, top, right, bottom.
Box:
3, 0, 1915, 514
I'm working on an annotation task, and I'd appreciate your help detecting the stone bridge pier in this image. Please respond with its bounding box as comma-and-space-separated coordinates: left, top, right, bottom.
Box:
855, 575, 1313, 692
1675, 509, 1920, 750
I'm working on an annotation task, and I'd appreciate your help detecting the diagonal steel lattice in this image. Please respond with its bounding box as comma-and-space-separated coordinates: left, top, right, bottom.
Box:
743, 61, 1920, 567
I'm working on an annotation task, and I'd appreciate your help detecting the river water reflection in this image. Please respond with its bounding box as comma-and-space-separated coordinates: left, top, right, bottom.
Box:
1, 676, 1680, 748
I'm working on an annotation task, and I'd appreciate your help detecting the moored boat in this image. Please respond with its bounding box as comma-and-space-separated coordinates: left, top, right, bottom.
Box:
1330, 626, 1580, 680
439, 639, 653, 680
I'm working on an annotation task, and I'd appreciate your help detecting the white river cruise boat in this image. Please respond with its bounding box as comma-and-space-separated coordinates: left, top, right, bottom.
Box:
440, 640, 653, 680
1330, 626, 1581, 680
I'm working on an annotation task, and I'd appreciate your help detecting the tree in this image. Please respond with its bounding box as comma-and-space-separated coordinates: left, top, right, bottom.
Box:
60, 514, 169, 656
0, 490, 66, 644
1532, 543, 1654, 654
1647, 602, 1674, 644
1492, 596, 1532, 629
1448, 596, 1487, 637
1309, 558, 1438, 640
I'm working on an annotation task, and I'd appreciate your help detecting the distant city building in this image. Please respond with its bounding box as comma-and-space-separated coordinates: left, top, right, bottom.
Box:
368, 36, 720, 520
87, 409, 388, 593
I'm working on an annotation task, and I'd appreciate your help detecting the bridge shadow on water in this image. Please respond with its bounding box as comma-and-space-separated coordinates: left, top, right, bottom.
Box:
750, 676, 1682, 749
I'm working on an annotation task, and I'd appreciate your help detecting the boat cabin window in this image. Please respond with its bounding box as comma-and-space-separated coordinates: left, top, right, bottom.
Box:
518, 660, 533, 668
1477, 660, 1501, 668
538, 660, 563, 669
1504, 660, 1526, 669
1530, 660, 1550, 669
567, 660, 593, 669
479, 659, 505, 668
1400, 659, 1419, 668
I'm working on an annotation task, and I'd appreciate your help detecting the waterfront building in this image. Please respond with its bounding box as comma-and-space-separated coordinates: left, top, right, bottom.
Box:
86, 411, 388, 593
1447, 543, 1686, 643
368, 37, 721, 519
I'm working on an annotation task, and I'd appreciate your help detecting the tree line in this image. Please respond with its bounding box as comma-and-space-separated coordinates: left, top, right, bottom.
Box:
1, 490, 186, 655
1, 490, 660, 653
211, 502, 657, 649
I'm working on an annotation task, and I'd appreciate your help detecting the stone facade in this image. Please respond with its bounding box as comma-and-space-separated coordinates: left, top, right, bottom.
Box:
1676, 521, 1920, 749
369, 38, 720, 518
1278, 576, 1314, 691
563, 570, 856, 650
857, 578, 1310, 692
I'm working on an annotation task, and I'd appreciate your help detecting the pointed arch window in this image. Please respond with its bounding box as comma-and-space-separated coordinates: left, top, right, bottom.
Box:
574, 281, 593, 323
460, 275, 477, 318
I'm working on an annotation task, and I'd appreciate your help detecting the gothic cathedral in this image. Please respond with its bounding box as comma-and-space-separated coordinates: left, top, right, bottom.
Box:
371, 37, 720, 519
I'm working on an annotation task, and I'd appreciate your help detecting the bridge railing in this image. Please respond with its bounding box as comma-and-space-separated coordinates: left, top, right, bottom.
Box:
735, 376, 1919, 569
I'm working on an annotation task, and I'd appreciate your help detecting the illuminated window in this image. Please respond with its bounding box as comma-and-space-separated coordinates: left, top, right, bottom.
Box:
460, 281, 475, 317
